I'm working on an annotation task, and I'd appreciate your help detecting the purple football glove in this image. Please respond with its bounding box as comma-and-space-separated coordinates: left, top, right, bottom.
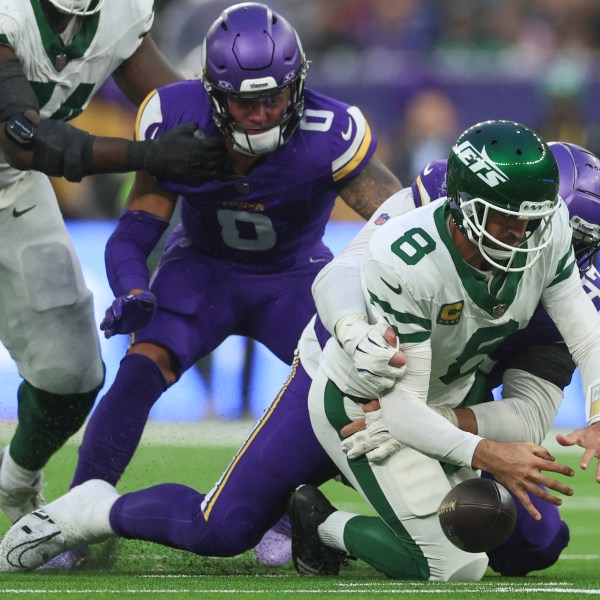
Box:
100, 291, 157, 339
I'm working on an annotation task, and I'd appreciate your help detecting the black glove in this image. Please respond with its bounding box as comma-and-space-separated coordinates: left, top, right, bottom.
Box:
127, 123, 230, 182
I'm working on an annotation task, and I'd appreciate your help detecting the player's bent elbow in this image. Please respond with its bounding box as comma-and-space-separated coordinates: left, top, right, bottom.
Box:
2, 144, 31, 171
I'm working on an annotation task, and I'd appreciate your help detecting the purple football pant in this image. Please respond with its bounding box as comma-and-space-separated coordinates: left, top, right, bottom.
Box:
483, 472, 569, 575
72, 244, 329, 488
109, 359, 339, 555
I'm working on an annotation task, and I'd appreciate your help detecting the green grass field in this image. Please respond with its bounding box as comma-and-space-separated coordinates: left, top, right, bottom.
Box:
0, 422, 599, 599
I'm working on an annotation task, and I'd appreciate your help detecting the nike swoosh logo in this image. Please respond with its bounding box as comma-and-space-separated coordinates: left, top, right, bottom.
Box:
341, 117, 353, 141
13, 205, 36, 218
423, 163, 433, 176
309, 257, 328, 264
381, 278, 402, 294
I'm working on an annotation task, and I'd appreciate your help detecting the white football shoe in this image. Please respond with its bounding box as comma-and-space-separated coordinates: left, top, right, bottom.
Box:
0, 447, 46, 523
0, 479, 119, 572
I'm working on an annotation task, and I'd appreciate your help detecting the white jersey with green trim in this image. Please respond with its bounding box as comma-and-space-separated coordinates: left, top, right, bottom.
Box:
320, 197, 577, 409
0, 0, 153, 188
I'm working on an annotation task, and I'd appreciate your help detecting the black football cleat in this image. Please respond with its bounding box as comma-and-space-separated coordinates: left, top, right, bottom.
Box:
288, 485, 347, 576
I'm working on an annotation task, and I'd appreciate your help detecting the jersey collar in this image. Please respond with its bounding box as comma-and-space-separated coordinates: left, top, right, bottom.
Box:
434, 203, 526, 317
30, 0, 100, 71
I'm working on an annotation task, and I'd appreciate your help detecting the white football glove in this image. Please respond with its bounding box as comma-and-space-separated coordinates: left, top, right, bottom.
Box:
341, 406, 458, 464
335, 314, 405, 396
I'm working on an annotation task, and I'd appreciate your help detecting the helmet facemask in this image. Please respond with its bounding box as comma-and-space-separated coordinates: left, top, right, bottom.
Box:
46, 0, 104, 16
200, 3, 308, 156
204, 60, 307, 156
450, 192, 559, 272
571, 215, 600, 273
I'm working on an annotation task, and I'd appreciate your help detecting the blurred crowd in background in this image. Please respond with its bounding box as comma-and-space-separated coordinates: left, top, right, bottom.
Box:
58, 0, 600, 220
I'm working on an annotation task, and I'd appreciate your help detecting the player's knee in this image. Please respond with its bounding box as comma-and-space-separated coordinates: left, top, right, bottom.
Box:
430, 551, 489, 582
488, 519, 569, 576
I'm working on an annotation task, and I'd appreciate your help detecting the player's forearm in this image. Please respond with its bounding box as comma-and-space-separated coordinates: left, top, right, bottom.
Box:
380, 347, 482, 467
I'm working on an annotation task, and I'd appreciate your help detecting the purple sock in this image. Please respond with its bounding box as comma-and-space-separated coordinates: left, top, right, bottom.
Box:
71, 353, 167, 487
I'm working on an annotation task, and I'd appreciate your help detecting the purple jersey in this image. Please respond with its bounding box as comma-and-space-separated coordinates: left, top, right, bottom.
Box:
136, 83, 376, 271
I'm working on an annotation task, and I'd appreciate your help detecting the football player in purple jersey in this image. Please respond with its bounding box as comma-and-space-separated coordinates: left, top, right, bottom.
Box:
67, 2, 401, 498
1, 142, 597, 578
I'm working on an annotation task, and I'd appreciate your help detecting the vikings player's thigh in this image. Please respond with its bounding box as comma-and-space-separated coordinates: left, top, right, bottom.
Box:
241, 252, 333, 365
307, 369, 489, 581
0, 172, 103, 394
110, 358, 338, 555
136, 244, 329, 370
134, 246, 247, 371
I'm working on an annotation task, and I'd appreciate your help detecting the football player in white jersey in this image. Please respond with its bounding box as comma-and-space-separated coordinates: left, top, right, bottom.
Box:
0, 0, 226, 534
297, 120, 600, 581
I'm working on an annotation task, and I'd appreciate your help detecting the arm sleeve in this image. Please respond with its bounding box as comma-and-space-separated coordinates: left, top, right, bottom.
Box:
471, 369, 564, 444
379, 342, 483, 467
543, 269, 600, 424
312, 188, 419, 334
363, 256, 483, 467
105, 210, 169, 297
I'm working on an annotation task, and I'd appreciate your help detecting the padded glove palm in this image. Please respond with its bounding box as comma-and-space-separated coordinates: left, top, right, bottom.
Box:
127, 124, 230, 181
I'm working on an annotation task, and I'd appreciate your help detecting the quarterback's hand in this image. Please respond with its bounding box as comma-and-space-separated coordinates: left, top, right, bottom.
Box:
341, 407, 403, 463
335, 315, 406, 395
340, 402, 459, 463
557, 421, 600, 482
128, 124, 230, 182
472, 439, 574, 521
100, 291, 157, 339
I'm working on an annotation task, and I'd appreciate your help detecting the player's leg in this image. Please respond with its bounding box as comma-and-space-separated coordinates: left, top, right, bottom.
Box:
298, 370, 489, 581
0, 173, 104, 522
246, 248, 332, 364
109, 357, 338, 555
484, 473, 569, 576
0, 358, 338, 571
71, 249, 238, 488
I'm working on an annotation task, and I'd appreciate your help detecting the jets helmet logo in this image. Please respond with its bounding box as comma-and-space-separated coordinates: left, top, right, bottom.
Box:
453, 140, 509, 188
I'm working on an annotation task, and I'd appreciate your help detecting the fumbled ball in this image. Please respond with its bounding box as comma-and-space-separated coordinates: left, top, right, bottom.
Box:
437, 478, 517, 553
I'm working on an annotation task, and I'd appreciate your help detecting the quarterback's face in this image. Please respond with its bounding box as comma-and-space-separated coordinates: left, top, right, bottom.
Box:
484, 208, 529, 249
226, 88, 292, 132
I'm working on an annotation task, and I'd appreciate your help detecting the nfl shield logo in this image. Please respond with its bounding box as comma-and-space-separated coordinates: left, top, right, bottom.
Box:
374, 213, 390, 226
55, 53, 68, 71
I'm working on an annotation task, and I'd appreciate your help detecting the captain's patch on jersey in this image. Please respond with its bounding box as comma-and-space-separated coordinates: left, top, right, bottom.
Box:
436, 301, 464, 325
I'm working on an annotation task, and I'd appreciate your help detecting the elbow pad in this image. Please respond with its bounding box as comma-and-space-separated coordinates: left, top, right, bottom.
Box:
0, 61, 39, 120
105, 210, 169, 297
32, 119, 94, 182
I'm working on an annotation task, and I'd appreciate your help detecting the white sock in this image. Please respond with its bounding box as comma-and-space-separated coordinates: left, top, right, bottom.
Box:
45, 480, 120, 545
317, 510, 356, 552
0, 445, 41, 490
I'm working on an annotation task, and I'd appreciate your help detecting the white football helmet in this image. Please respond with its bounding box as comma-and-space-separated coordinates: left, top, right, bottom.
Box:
46, 0, 104, 16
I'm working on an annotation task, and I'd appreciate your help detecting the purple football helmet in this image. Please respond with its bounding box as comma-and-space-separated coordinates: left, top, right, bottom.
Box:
550, 142, 600, 272
201, 2, 307, 156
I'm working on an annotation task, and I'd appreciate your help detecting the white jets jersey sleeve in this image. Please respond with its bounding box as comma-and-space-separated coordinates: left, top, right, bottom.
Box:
312, 187, 419, 334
